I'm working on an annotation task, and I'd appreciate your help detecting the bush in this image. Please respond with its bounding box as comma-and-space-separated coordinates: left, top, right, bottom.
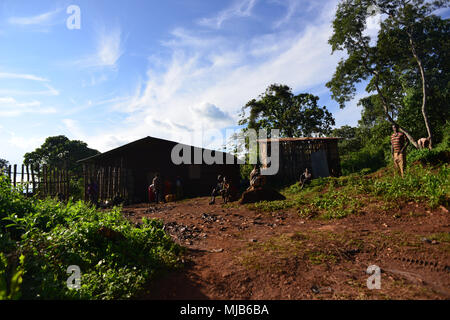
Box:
0, 175, 183, 299
340, 146, 387, 175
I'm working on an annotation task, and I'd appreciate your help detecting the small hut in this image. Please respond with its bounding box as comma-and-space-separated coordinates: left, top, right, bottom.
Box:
257, 137, 341, 186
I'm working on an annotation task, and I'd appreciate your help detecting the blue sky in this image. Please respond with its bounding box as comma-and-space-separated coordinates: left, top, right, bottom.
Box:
2, 0, 444, 165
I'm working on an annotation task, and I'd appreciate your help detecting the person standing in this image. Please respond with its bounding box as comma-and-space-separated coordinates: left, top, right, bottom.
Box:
391, 124, 409, 178
209, 175, 224, 205
152, 173, 163, 204
87, 179, 98, 206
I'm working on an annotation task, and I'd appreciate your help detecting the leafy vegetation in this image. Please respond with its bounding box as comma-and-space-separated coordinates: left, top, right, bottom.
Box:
249, 162, 449, 219
23, 135, 99, 175
238, 84, 335, 138
0, 175, 183, 299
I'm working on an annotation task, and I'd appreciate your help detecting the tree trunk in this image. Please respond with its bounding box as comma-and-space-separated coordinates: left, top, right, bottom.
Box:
408, 32, 433, 148
374, 79, 419, 148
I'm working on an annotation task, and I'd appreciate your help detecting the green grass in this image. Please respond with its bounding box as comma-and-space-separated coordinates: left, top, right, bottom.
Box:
0, 175, 183, 300
428, 232, 450, 243
249, 163, 449, 219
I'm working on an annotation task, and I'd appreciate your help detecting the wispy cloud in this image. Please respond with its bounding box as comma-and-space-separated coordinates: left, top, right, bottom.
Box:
8, 9, 62, 27
0, 83, 59, 96
198, 0, 258, 29
0, 97, 57, 117
272, 0, 300, 29
85, 0, 344, 153
62, 118, 85, 139
75, 27, 123, 69
0, 72, 49, 82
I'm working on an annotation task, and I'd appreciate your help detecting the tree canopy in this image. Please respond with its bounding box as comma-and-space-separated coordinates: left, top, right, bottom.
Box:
327, 0, 449, 148
238, 84, 335, 137
0, 159, 9, 169
23, 136, 100, 175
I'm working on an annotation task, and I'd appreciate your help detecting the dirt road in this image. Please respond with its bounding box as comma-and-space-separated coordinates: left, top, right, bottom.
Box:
123, 197, 450, 300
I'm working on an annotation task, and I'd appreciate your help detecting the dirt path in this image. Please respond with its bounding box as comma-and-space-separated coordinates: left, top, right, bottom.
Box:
123, 198, 450, 300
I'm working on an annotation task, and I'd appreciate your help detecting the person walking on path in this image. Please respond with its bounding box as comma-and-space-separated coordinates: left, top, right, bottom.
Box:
391, 124, 409, 178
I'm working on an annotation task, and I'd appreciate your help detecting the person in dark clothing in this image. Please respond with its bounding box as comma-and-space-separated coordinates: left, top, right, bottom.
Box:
152, 173, 163, 204
87, 179, 98, 205
209, 175, 224, 205
299, 168, 312, 189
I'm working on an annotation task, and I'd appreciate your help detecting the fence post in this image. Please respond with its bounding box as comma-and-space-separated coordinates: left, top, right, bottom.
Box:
13, 164, 17, 188
26, 165, 30, 196
43, 165, 47, 198
83, 163, 87, 201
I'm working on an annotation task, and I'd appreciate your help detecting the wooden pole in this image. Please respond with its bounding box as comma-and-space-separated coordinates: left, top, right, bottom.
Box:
54, 168, 57, 197
107, 167, 111, 200
65, 166, 69, 200
43, 165, 47, 198
21, 164, 24, 187
31, 166, 36, 196
83, 164, 87, 201
26, 165, 30, 196
13, 164, 17, 188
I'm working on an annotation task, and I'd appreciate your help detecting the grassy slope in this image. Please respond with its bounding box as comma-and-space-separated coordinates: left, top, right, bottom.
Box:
247, 163, 449, 220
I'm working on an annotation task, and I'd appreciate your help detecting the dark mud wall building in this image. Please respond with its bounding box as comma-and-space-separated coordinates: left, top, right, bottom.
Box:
79, 136, 240, 203
258, 137, 341, 186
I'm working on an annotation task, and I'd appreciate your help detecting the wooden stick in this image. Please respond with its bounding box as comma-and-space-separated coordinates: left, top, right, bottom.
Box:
82, 164, 87, 201
13, 164, 17, 188
26, 165, 30, 196
43, 165, 48, 198
21, 164, 24, 186
31, 166, 36, 196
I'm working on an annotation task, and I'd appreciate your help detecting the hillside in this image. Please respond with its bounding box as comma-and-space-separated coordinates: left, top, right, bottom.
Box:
124, 163, 449, 299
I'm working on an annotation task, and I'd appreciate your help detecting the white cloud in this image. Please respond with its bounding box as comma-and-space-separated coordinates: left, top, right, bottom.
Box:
8, 9, 62, 27
0, 97, 57, 117
191, 102, 232, 121
198, 0, 257, 29
7, 9, 64, 32
75, 27, 123, 69
0, 72, 49, 82
272, 0, 300, 29
0, 84, 59, 96
62, 118, 85, 140
83, 0, 344, 153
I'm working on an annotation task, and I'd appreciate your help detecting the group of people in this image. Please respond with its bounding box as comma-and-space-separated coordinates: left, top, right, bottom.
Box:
209, 175, 231, 205
91, 125, 414, 208
149, 173, 183, 204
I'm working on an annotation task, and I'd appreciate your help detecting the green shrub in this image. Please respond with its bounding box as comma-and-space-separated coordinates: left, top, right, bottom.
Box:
0, 175, 183, 300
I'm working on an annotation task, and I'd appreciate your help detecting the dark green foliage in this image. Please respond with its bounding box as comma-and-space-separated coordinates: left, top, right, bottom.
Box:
0, 159, 9, 169
239, 84, 335, 137
23, 135, 99, 175
251, 162, 449, 217
327, 0, 450, 147
0, 175, 183, 299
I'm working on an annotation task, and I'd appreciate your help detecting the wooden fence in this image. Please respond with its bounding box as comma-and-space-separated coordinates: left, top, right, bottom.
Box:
82, 164, 129, 203
1, 164, 70, 200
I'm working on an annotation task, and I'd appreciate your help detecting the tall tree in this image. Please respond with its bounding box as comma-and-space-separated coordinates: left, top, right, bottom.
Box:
238, 84, 335, 137
327, 0, 449, 148
0, 158, 9, 169
23, 136, 99, 175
